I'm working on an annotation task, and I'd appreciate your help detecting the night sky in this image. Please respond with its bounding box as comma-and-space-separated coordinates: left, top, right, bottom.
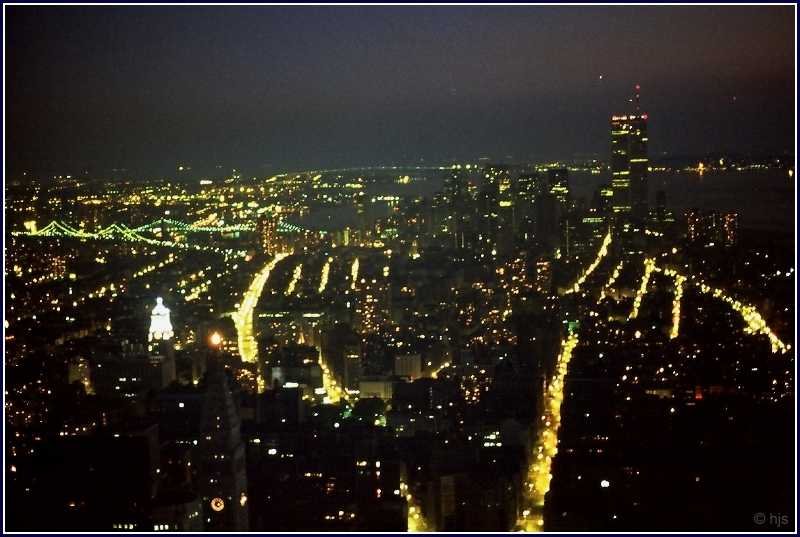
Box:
7, 6, 795, 177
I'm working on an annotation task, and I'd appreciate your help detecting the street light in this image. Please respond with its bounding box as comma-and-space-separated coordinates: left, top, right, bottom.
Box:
209, 331, 223, 347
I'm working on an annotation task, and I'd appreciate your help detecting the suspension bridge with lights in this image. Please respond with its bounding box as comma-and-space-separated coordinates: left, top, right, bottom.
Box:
12, 219, 248, 255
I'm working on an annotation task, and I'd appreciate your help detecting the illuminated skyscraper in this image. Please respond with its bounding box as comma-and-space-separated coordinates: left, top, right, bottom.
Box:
354, 276, 391, 336
547, 168, 571, 207
685, 209, 738, 247
721, 212, 738, 246
515, 172, 543, 242
144, 296, 177, 389
686, 209, 701, 242
149, 297, 174, 342
477, 164, 507, 253
610, 85, 649, 217
257, 217, 278, 254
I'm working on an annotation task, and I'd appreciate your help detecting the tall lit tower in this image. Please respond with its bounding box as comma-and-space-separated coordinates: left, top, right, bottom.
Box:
610, 85, 649, 218
149, 297, 174, 343
147, 296, 177, 387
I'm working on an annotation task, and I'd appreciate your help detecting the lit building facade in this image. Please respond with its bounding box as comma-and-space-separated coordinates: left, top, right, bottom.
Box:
547, 168, 571, 207
610, 85, 649, 217
149, 297, 174, 343
146, 297, 177, 389
685, 209, 738, 246
721, 212, 738, 246
354, 277, 391, 336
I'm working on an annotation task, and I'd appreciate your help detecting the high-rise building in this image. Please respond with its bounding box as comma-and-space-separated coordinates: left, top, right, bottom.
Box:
535, 193, 560, 252
475, 165, 506, 253
146, 296, 177, 389
610, 85, 649, 218
685, 209, 738, 247
516, 172, 543, 207
444, 168, 470, 203
535, 259, 552, 293
354, 276, 391, 335
721, 212, 738, 247
547, 168, 571, 208
343, 343, 363, 390
256, 217, 278, 254
148, 297, 174, 346
686, 209, 702, 242
515, 172, 543, 243
595, 183, 615, 215
198, 364, 249, 531
394, 354, 422, 380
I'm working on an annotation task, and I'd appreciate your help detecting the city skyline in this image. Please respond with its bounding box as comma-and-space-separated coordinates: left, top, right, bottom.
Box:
4, 3, 796, 534
7, 5, 795, 177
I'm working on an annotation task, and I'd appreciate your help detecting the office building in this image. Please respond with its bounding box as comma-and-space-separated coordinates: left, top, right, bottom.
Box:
610, 85, 649, 218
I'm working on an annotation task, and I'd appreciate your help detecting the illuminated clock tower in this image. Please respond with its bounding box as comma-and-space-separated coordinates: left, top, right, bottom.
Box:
148, 297, 174, 347
147, 296, 176, 388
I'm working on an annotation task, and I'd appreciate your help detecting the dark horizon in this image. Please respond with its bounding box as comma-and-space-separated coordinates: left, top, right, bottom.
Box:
7, 5, 795, 178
